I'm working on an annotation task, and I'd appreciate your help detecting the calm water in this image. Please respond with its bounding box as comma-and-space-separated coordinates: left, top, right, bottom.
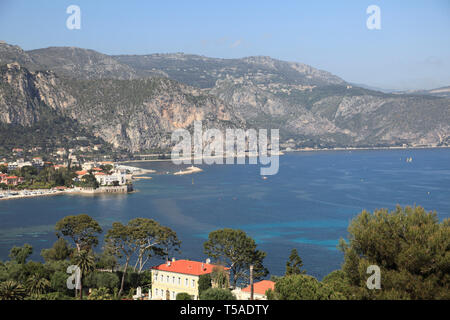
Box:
1, 149, 449, 279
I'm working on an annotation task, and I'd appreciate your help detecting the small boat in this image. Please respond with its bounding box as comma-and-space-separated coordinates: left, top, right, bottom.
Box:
262, 176, 268, 180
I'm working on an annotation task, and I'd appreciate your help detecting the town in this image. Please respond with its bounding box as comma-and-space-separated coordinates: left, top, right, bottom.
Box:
0, 146, 150, 200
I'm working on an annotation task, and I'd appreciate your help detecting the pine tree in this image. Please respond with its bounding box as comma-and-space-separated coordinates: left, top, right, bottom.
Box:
285, 248, 306, 275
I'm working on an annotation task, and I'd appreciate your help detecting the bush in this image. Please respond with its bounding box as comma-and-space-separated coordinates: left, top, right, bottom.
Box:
199, 288, 235, 300
88, 287, 112, 300
84, 271, 120, 291
176, 292, 193, 300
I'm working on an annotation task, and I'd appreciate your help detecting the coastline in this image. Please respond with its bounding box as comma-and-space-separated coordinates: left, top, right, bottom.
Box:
289, 145, 450, 153
120, 145, 450, 164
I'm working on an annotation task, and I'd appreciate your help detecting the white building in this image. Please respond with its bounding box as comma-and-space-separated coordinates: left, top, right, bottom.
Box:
94, 169, 127, 186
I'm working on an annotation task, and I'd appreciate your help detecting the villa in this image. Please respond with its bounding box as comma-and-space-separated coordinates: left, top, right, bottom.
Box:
150, 259, 229, 300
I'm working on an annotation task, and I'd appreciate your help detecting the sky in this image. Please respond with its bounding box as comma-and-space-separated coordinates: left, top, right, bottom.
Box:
0, 0, 449, 90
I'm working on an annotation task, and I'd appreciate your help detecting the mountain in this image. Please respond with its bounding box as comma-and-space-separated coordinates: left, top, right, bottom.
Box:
0, 61, 245, 153
113, 54, 346, 89
393, 86, 450, 98
1, 42, 449, 152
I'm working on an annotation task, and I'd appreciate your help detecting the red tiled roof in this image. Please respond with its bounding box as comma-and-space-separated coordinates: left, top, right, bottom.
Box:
152, 260, 229, 276
242, 280, 275, 295
6, 176, 18, 179
75, 170, 88, 176
92, 167, 102, 171
94, 172, 106, 175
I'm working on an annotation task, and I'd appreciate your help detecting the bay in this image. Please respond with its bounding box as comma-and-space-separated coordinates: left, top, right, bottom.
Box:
0, 148, 449, 279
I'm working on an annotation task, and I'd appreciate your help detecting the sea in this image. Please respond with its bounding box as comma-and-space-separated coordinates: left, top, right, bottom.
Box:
0, 148, 449, 279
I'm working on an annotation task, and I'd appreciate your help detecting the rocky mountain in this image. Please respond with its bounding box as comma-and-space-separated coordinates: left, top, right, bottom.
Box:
393, 86, 450, 98
0, 61, 244, 153
0, 42, 449, 152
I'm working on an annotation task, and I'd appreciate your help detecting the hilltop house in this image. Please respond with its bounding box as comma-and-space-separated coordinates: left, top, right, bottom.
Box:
150, 259, 230, 300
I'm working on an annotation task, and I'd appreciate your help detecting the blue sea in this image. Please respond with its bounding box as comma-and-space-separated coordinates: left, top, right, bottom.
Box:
1, 149, 449, 279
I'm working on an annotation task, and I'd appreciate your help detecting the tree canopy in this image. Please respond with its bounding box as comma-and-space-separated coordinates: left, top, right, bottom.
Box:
203, 228, 268, 288
55, 214, 102, 252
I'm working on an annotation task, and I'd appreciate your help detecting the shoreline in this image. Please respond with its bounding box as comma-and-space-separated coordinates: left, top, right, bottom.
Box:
288, 145, 450, 153
121, 145, 450, 163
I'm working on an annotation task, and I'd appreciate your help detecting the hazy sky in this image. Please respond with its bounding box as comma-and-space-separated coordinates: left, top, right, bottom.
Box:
1, 0, 449, 90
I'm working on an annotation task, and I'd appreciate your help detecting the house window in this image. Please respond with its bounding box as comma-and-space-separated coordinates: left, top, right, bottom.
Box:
192, 279, 195, 288
160, 275, 163, 282
178, 277, 181, 285
185, 278, 188, 287
172, 276, 175, 284
155, 288, 158, 296
166, 275, 169, 283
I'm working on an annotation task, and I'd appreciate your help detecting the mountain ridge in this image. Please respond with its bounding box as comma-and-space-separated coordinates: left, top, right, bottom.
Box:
1, 42, 449, 153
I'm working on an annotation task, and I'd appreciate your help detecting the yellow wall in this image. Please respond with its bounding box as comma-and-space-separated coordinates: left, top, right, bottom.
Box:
151, 270, 200, 300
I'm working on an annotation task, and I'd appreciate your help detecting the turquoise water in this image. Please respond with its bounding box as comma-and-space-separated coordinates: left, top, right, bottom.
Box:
0, 149, 449, 279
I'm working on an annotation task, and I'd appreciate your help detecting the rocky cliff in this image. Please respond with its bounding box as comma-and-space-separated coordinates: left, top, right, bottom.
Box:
1, 42, 449, 152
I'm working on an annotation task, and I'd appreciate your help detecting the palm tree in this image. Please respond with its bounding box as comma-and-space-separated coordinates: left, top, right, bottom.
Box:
26, 273, 51, 297
0, 281, 27, 300
74, 249, 95, 299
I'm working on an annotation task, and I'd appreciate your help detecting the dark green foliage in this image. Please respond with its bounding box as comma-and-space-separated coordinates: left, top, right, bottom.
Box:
84, 272, 120, 291
9, 244, 33, 264
285, 248, 306, 275
0, 280, 27, 300
203, 228, 268, 288
55, 214, 102, 251
198, 274, 212, 296
339, 205, 450, 299
271, 274, 345, 300
176, 292, 193, 300
199, 288, 236, 300
41, 238, 73, 262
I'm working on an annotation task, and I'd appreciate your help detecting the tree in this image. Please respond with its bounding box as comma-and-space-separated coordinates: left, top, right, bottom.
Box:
200, 288, 236, 300
272, 274, 343, 300
339, 205, 450, 299
0, 281, 27, 300
73, 250, 95, 299
203, 229, 268, 288
26, 273, 50, 297
128, 218, 180, 273
41, 238, 73, 262
211, 265, 229, 289
9, 244, 33, 264
285, 248, 306, 275
55, 214, 102, 252
176, 292, 192, 300
105, 222, 138, 297
198, 274, 212, 296
96, 249, 118, 271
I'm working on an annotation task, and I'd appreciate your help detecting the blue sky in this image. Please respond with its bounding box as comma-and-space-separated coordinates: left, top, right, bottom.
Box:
0, 0, 449, 90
